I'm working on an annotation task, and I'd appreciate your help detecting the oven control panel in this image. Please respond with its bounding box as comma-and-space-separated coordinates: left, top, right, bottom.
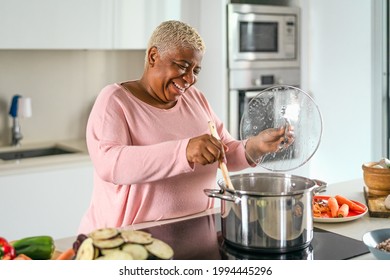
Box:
229, 68, 300, 90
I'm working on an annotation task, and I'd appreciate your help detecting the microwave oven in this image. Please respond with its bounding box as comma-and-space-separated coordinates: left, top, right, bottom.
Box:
227, 4, 300, 69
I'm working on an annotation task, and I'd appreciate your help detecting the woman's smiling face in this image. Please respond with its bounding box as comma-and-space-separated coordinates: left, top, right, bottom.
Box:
147, 46, 203, 106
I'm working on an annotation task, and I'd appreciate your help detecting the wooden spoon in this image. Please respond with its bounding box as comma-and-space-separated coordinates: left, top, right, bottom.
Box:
208, 121, 235, 191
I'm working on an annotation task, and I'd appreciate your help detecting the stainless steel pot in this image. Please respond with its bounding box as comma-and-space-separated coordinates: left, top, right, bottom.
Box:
204, 172, 326, 253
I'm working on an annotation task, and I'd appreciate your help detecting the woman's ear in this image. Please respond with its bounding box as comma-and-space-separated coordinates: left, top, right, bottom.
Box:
147, 47, 158, 67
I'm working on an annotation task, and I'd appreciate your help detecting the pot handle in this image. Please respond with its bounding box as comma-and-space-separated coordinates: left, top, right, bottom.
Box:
312, 179, 327, 194
203, 189, 241, 204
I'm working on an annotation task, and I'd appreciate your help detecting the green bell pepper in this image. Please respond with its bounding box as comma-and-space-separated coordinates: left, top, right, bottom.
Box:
12, 235, 55, 260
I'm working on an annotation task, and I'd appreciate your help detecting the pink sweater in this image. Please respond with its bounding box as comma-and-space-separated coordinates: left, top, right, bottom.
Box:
78, 83, 250, 234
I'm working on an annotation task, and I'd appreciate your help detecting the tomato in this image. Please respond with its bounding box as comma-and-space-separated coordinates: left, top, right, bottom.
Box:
0, 237, 16, 260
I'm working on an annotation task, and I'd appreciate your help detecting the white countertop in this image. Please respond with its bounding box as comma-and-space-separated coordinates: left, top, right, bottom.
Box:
312, 178, 390, 260
0, 139, 91, 176
54, 178, 390, 260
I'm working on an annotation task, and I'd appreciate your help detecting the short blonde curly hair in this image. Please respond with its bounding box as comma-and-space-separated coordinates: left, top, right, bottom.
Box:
145, 20, 206, 64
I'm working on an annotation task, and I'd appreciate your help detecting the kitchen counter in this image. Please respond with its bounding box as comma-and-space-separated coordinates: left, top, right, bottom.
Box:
311, 178, 390, 260
0, 139, 91, 176
54, 178, 390, 260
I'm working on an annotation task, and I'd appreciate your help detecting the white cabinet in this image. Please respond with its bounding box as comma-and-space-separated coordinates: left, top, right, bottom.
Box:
0, 0, 113, 49
113, 0, 181, 49
0, 163, 93, 241
0, 0, 181, 49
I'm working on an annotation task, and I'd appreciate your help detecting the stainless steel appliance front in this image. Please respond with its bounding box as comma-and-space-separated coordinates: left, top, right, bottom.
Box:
227, 3, 300, 69
228, 68, 300, 139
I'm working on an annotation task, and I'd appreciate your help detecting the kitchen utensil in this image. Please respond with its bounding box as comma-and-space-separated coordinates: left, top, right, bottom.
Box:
240, 85, 322, 172
208, 121, 235, 191
362, 228, 390, 260
204, 172, 327, 253
362, 161, 390, 196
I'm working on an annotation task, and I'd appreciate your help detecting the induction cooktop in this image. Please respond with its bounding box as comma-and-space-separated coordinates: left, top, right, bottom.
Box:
143, 213, 369, 260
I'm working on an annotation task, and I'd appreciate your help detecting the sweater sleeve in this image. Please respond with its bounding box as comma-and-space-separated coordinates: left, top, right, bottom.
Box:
86, 85, 195, 185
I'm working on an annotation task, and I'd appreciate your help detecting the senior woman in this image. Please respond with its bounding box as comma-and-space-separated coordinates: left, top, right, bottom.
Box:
78, 20, 292, 234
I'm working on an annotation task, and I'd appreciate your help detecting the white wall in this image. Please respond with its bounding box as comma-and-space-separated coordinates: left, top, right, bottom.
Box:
181, 0, 229, 125
197, 0, 229, 125
300, 0, 376, 183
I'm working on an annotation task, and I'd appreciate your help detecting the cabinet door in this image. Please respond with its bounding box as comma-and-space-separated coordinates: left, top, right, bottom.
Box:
0, 164, 93, 240
113, 0, 182, 49
0, 0, 113, 49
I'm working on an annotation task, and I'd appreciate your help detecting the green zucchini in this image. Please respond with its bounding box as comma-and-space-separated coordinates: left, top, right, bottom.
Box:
12, 235, 55, 260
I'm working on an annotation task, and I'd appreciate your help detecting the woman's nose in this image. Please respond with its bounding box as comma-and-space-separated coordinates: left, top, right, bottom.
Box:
183, 71, 196, 84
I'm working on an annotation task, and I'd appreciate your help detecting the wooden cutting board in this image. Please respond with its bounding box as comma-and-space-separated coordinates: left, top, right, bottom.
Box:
363, 186, 390, 218
52, 251, 61, 260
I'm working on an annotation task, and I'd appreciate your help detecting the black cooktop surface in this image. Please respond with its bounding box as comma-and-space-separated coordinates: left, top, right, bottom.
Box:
143, 213, 369, 260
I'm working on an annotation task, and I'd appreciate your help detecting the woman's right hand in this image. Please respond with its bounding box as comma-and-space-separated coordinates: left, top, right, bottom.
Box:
186, 134, 226, 165
245, 125, 295, 164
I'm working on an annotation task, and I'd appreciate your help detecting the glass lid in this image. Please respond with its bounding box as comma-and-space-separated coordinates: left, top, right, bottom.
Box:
240, 85, 323, 172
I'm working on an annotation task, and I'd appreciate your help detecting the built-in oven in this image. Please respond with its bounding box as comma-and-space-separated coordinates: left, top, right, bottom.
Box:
228, 68, 300, 139
227, 3, 301, 139
227, 3, 300, 69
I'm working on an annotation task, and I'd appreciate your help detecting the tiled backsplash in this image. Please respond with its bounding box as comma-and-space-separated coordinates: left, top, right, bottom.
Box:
0, 50, 145, 146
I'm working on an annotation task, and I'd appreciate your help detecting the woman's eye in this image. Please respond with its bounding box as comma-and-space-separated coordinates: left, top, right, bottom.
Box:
176, 63, 187, 70
174, 62, 200, 76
